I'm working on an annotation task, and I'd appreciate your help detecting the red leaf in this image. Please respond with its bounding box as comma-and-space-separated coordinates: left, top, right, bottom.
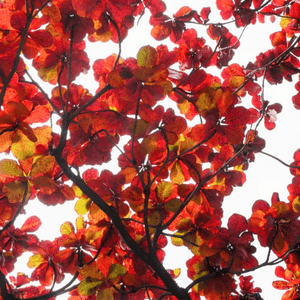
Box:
21, 216, 42, 232
228, 214, 248, 236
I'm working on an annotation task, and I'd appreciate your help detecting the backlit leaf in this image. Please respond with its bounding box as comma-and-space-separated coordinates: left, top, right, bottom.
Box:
78, 278, 102, 296
0, 159, 23, 177
156, 181, 174, 201
27, 254, 46, 268
11, 130, 35, 160
3, 181, 28, 203
108, 264, 127, 279
137, 46, 157, 68
21, 216, 42, 232
60, 221, 75, 235
75, 197, 91, 215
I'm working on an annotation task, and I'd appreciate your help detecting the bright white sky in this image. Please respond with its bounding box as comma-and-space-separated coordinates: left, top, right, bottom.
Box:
4, 0, 300, 299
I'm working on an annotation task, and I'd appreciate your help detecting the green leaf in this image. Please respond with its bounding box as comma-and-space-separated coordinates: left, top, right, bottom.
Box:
0, 159, 23, 177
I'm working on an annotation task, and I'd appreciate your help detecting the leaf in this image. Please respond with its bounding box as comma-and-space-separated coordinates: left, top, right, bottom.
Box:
137, 46, 157, 68
156, 181, 174, 201
27, 254, 46, 268
21, 216, 42, 232
227, 214, 248, 236
272, 280, 290, 290
170, 161, 185, 185
75, 197, 91, 215
0, 159, 23, 177
96, 289, 114, 300
78, 278, 103, 296
164, 198, 182, 213
11, 130, 35, 160
60, 221, 75, 235
31, 156, 55, 176
108, 264, 127, 279
3, 181, 28, 203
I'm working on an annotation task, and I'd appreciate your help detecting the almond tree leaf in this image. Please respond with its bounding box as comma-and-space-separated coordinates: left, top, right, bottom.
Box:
21, 216, 42, 232
78, 278, 102, 296
3, 181, 29, 203
19, 122, 38, 142
31, 177, 57, 194
156, 181, 174, 201
164, 198, 182, 213
75, 197, 91, 215
76, 216, 85, 230
27, 254, 47, 268
0, 159, 23, 177
227, 213, 248, 236
60, 221, 75, 235
31, 156, 55, 177
96, 289, 114, 300
0, 8, 14, 30
0, 201, 12, 223
33, 126, 52, 150
170, 161, 185, 184
0, 131, 14, 153
29, 30, 53, 48
11, 130, 35, 160
77, 264, 104, 281
292, 196, 300, 213
171, 232, 184, 246
108, 264, 127, 279
137, 45, 157, 68
272, 280, 290, 290
24, 105, 52, 124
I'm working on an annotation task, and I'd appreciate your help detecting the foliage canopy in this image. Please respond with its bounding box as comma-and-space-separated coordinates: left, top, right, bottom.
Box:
1, 0, 300, 299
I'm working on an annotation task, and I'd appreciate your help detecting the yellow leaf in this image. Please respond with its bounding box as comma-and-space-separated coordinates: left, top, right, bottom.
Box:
0, 159, 23, 177
60, 221, 74, 235
27, 254, 46, 268
78, 278, 102, 296
196, 92, 216, 115
171, 232, 184, 246
170, 161, 185, 185
11, 130, 35, 160
75, 197, 91, 215
156, 181, 174, 201
76, 216, 85, 230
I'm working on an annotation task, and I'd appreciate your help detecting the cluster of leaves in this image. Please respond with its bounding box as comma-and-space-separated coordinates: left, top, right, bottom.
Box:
1, 0, 300, 300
